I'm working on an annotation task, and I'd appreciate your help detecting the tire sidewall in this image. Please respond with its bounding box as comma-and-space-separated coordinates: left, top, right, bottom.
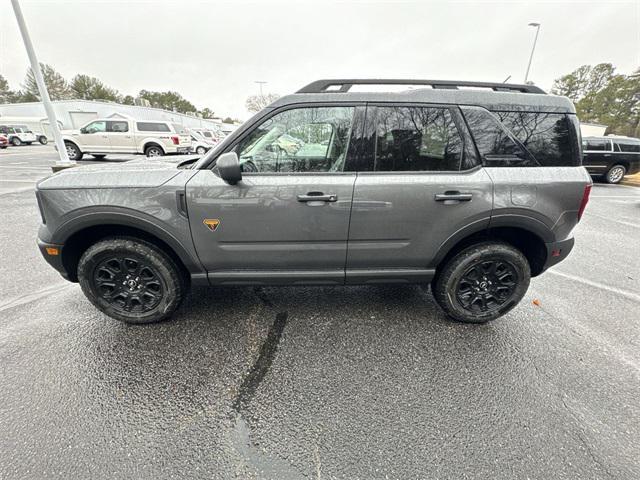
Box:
145, 145, 164, 157
78, 239, 183, 324
196, 146, 206, 155
606, 165, 626, 184
12, 137, 21, 146
435, 243, 530, 323
65, 142, 81, 160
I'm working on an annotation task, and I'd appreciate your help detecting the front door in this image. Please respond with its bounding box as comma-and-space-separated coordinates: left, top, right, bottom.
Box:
186, 105, 362, 285
346, 104, 494, 284
79, 120, 110, 152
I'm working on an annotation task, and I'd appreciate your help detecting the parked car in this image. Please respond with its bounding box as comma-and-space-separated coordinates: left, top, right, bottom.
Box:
60, 119, 192, 160
0, 134, 8, 149
0, 124, 37, 146
13, 124, 47, 145
582, 135, 640, 183
188, 130, 216, 155
36, 79, 591, 325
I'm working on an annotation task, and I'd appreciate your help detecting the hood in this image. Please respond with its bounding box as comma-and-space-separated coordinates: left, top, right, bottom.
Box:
61, 129, 80, 135
37, 158, 185, 190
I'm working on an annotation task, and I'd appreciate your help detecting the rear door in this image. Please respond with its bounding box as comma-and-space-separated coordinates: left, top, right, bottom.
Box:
582, 138, 613, 174
186, 104, 363, 285
346, 104, 493, 284
106, 120, 136, 153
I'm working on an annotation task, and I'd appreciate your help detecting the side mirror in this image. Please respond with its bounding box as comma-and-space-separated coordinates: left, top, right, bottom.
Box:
217, 152, 242, 185
80, 127, 87, 134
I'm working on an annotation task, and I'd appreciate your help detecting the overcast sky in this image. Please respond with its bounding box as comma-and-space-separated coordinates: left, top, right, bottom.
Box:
1, 0, 639, 119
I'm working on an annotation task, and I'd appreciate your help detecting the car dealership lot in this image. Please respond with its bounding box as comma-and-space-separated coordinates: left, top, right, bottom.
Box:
1, 146, 639, 479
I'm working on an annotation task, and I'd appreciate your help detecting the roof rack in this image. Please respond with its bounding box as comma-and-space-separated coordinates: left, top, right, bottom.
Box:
297, 79, 546, 95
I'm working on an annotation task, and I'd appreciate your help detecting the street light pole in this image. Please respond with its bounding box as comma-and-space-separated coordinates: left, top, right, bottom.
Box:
524, 22, 541, 84
11, 0, 72, 168
255, 81, 267, 97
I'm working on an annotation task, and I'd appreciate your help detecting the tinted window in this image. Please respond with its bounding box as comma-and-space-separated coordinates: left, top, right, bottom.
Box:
374, 107, 463, 171
584, 139, 610, 151
107, 121, 128, 133
235, 106, 354, 173
136, 122, 170, 132
617, 142, 640, 153
494, 111, 575, 166
462, 107, 531, 166
84, 121, 106, 134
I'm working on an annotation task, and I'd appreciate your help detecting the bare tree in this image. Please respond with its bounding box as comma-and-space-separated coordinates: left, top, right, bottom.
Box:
245, 93, 280, 113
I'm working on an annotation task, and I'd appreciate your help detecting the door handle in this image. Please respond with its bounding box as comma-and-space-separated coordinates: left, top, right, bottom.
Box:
297, 192, 337, 203
434, 191, 473, 202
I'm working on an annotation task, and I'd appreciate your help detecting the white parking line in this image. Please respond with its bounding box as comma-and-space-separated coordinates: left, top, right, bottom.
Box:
0, 283, 74, 313
548, 269, 640, 303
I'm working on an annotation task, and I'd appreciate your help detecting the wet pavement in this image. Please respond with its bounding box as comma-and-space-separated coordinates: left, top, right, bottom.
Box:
1, 146, 639, 479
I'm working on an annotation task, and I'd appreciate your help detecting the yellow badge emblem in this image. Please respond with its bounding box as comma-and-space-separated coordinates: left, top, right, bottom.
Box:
203, 219, 221, 231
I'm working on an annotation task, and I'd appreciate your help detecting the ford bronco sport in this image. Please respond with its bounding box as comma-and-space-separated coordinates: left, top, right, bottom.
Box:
36, 79, 591, 324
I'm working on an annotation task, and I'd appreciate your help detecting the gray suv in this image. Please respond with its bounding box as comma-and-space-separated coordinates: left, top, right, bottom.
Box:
36, 79, 592, 324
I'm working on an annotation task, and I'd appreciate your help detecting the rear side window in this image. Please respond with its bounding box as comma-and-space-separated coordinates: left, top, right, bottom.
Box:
461, 107, 531, 166
584, 138, 611, 151
136, 122, 170, 132
617, 142, 640, 153
107, 121, 128, 133
494, 111, 575, 167
373, 106, 463, 171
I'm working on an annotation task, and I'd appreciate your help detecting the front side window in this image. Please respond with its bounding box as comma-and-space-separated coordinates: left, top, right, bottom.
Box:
493, 111, 575, 166
107, 121, 128, 133
136, 122, 170, 132
84, 121, 106, 134
373, 107, 463, 171
235, 106, 355, 173
584, 139, 610, 151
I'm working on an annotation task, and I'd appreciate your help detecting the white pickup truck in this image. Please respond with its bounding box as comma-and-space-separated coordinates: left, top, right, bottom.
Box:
61, 119, 192, 160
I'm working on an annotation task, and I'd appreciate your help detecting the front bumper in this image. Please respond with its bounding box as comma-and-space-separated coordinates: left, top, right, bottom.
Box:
37, 238, 71, 280
541, 237, 575, 273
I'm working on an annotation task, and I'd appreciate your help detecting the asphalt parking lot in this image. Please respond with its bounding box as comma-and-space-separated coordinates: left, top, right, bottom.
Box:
1, 145, 639, 479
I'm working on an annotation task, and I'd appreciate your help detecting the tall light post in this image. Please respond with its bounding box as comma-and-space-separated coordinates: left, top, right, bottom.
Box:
11, 0, 72, 169
255, 81, 267, 96
524, 22, 541, 84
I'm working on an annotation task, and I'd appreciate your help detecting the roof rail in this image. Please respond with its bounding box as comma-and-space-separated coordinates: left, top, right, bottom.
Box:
297, 79, 546, 94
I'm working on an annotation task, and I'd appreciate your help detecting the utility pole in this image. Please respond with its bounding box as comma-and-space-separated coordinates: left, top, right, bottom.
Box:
524, 22, 541, 84
11, 0, 73, 170
255, 81, 267, 97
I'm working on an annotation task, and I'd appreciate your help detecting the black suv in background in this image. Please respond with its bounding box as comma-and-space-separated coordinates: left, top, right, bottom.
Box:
582, 135, 640, 183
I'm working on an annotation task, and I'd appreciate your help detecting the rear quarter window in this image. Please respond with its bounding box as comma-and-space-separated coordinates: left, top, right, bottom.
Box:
493, 111, 577, 166
617, 142, 640, 153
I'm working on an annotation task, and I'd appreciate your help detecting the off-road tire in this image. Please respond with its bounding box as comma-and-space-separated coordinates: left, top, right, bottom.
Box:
605, 164, 626, 184
11, 137, 22, 146
78, 237, 186, 324
432, 242, 530, 324
64, 141, 83, 161
38, 136, 48, 145
196, 146, 207, 155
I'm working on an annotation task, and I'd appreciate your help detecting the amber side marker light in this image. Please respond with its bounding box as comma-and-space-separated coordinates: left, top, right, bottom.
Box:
45, 247, 60, 256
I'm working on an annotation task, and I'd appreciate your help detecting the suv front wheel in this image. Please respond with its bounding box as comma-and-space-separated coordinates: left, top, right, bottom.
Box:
432, 242, 530, 323
64, 141, 83, 161
78, 238, 186, 324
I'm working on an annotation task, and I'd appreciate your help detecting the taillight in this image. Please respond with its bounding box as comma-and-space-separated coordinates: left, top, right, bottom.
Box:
171, 136, 179, 145
578, 184, 591, 220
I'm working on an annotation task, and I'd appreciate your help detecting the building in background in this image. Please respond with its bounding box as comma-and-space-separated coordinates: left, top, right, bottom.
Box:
0, 99, 238, 135
580, 122, 608, 137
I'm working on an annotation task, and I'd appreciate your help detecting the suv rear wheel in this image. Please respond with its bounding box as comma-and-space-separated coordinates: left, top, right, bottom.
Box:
605, 164, 626, 184
64, 141, 83, 161
432, 242, 530, 323
78, 238, 186, 324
